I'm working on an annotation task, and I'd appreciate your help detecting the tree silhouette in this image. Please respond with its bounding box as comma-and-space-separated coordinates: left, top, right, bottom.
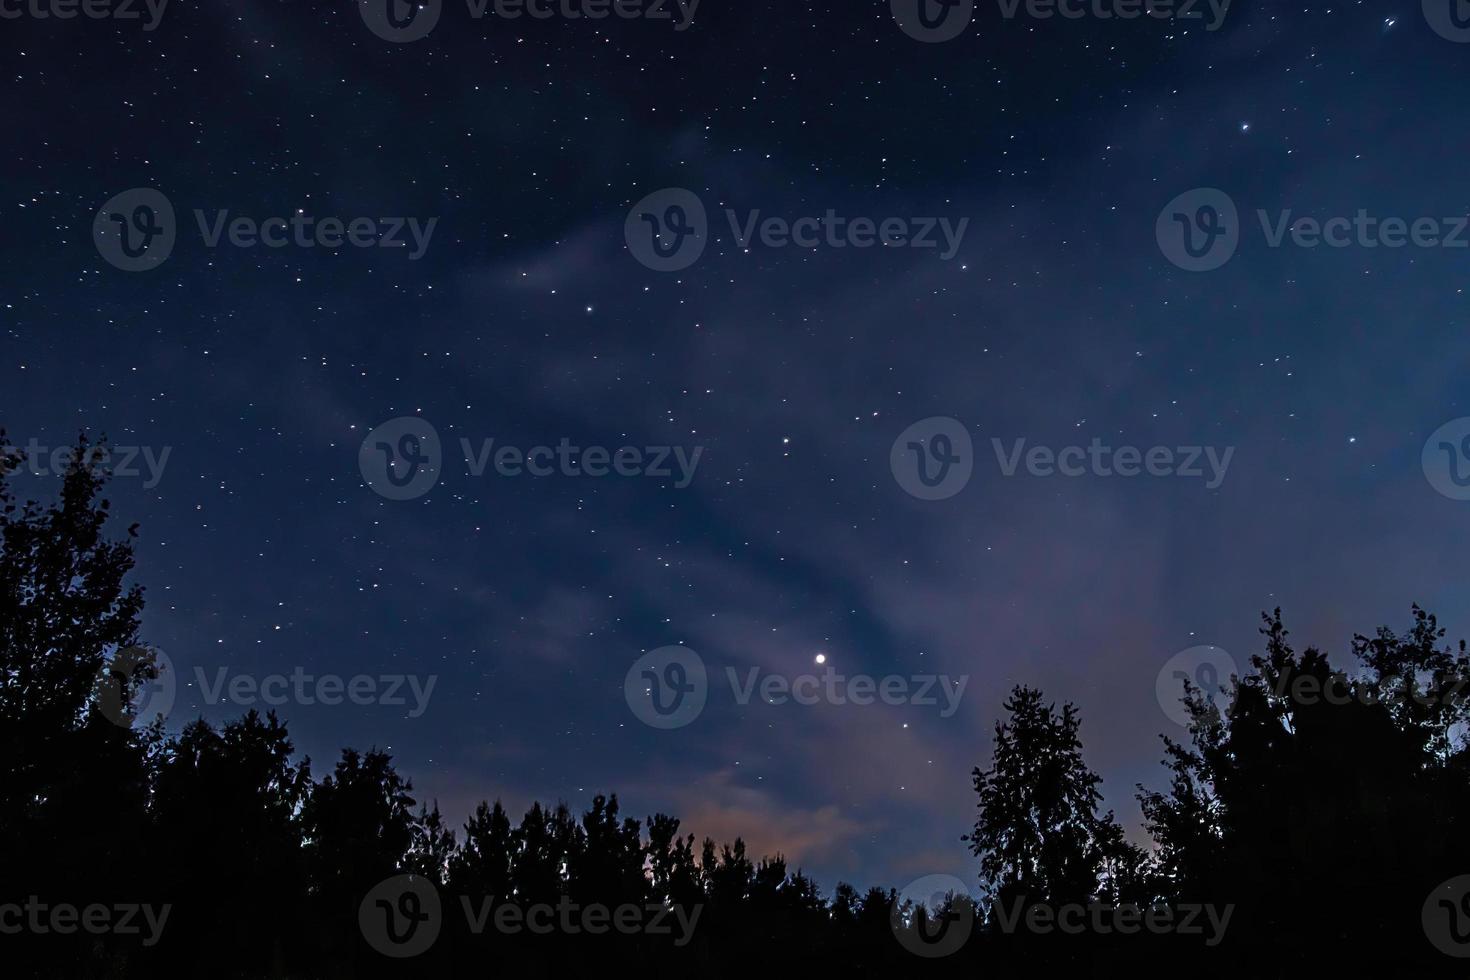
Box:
305, 747, 418, 896
568, 793, 646, 908
151, 711, 312, 975
0, 435, 161, 978
405, 801, 457, 885
448, 799, 515, 900
966, 686, 1139, 910
645, 811, 702, 909
8, 437, 1470, 976
1136, 608, 1470, 973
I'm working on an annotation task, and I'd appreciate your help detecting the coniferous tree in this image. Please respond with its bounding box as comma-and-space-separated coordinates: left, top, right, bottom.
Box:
966, 686, 1132, 908
449, 800, 515, 900
645, 812, 702, 909
569, 793, 646, 908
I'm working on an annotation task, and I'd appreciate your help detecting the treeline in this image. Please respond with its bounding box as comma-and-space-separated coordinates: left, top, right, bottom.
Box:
4, 439, 1470, 977
0, 441, 916, 978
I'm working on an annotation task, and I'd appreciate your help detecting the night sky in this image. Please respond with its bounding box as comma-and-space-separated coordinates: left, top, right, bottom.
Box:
4, 0, 1470, 892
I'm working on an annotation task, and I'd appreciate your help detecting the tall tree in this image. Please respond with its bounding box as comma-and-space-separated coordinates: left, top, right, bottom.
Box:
1138, 608, 1470, 972
967, 686, 1135, 907
0, 435, 158, 976
304, 747, 418, 897
151, 711, 313, 974
568, 793, 646, 908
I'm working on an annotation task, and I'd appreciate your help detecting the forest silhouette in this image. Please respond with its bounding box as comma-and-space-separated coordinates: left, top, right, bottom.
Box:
4, 435, 1469, 978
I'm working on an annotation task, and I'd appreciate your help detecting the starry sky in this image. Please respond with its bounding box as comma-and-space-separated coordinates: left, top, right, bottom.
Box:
4, 1, 1470, 892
